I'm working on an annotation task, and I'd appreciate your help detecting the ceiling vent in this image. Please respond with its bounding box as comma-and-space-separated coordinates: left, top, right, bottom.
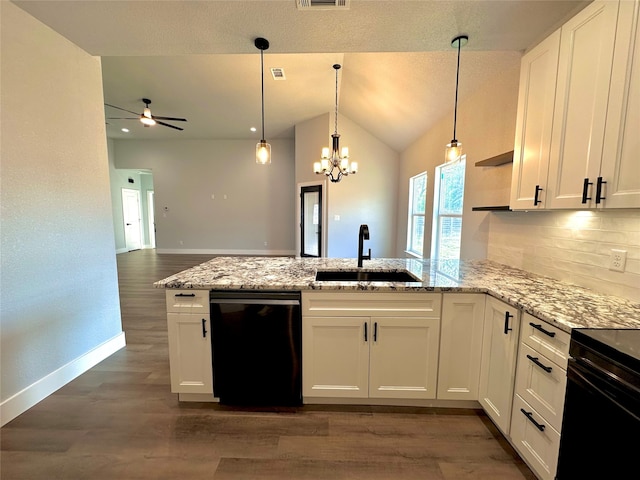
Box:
270, 68, 286, 80
296, 0, 350, 10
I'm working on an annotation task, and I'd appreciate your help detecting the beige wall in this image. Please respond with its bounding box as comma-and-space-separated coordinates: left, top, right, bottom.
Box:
397, 63, 521, 259
1, 2, 123, 421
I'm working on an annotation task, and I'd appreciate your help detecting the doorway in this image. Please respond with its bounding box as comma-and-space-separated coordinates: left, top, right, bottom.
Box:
147, 190, 156, 248
300, 184, 322, 257
122, 188, 142, 251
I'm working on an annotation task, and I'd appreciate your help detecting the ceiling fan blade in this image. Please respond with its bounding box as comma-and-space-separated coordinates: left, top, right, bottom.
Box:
104, 103, 140, 116
152, 116, 187, 122
156, 120, 184, 131
106, 117, 139, 120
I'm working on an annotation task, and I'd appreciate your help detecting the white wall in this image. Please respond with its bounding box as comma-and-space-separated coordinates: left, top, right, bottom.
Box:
112, 139, 296, 254
488, 210, 640, 303
397, 61, 521, 259
0, 2, 124, 425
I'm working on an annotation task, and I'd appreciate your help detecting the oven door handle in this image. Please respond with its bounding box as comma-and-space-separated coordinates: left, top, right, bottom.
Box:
570, 359, 640, 422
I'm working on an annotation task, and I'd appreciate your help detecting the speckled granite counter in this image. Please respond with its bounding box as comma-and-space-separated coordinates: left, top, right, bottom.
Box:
155, 257, 640, 334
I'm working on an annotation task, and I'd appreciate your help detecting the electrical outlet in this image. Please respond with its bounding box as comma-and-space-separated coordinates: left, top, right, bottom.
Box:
609, 249, 627, 272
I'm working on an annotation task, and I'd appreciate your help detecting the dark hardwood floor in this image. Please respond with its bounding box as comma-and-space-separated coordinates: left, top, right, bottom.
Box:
1, 249, 536, 479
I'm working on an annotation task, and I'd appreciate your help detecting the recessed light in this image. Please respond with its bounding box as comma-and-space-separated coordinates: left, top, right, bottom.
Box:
121, 128, 130, 133
250, 127, 257, 132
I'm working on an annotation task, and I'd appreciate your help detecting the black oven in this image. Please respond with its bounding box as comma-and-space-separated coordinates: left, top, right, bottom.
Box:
556, 328, 640, 479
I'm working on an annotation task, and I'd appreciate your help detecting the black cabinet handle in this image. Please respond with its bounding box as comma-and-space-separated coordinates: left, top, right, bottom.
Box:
534, 185, 543, 206
527, 354, 553, 373
529, 322, 556, 338
175, 293, 196, 297
364, 322, 368, 342
595, 177, 607, 204
374, 322, 378, 342
581, 178, 593, 204
504, 312, 513, 335
520, 408, 546, 432
202, 318, 207, 338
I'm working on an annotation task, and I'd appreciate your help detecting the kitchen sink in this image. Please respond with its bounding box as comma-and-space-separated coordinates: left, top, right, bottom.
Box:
314, 270, 420, 282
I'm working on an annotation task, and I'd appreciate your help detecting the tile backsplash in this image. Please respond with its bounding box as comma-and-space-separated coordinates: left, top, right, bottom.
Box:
487, 210, 640, 303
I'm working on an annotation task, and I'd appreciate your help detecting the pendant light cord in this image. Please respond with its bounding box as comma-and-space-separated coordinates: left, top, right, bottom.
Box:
260, 48, 265, 141
453, 39, 461, 141
334, 66, 339, 135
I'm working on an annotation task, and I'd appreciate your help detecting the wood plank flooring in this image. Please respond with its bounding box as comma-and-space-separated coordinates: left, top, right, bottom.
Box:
1, 249, 536, 479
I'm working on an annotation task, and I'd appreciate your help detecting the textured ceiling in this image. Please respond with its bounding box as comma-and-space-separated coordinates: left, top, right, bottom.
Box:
13, 0, 590, 151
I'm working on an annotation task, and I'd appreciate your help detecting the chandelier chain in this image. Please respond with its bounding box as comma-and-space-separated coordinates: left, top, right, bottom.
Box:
334, 66, 339, 135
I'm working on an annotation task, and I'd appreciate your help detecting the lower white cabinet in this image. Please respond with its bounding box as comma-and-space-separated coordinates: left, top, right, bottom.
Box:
302, 292, 441, 400
167, 312, 213, 394
478, 296, 521, 435
437, 294, 486, 400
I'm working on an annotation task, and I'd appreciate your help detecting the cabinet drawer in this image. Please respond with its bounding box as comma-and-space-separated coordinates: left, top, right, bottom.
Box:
521, 313, 570, 369
515, 343, 567, 432
166, 289, 209, 313
511, 394, 561, 480
302, 292, 441, 318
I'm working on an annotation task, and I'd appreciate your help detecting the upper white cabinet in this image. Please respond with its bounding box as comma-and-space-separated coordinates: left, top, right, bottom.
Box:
600, 0, 640, 208
510, 29, 561, 210
478, 296, 521, 436
511, 0, 640, 210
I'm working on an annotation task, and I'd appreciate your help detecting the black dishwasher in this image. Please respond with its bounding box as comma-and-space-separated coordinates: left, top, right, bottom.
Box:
210, 290, 302, 406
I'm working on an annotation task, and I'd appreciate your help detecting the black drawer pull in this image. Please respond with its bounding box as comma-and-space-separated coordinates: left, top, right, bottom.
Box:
364, 322, 368, 342
521, 408, 545, 432
175, 293, 196, 297
581, 178, 593, 204
595, 176, 607, 204
534, 185, 543, 206
527, 354, 553, 373
529, 322, 556, 338
504, 312, 513, 335
202, 318, 207, 338
374, 322, 378, 342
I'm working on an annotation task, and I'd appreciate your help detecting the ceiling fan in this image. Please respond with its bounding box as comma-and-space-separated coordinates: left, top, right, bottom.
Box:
105, 98, 187, 131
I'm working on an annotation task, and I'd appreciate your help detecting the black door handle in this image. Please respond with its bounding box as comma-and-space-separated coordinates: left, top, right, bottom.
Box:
527, 354, 553, 373
534, 185, 543, 206
364, 322, 368, 342
582, 178, 593, 204
175, 293, 196, 297
504, 312, 513, 335
595, 177, 607, 204
521, 408, 546, 432
202, 318, 207, 338
374, 322, 378, 342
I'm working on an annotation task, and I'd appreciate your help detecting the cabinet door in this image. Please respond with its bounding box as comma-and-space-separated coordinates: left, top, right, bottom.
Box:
600, 0, 640, 208
510, 29, 561, 210
302, 316, 369, 398
479, 296, 520, 435
369, 317, 440, 399
437, 294, 485, 400
167, 313, 213, 394
547, 0, 620, 209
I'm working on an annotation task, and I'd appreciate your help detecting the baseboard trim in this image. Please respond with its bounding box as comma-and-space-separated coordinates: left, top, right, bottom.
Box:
156, 248, 296, 256
0, 332, 126, 426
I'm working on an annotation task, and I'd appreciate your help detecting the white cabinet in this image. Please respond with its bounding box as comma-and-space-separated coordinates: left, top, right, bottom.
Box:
478, 296, 520, 435
437, 294, 485, 400
510, 29, 561, 210
546, 0, 621, 209
600, 0, 640, 208
511, 314, 571, 480
166, 289, 213, 395
302, 292, 441, 400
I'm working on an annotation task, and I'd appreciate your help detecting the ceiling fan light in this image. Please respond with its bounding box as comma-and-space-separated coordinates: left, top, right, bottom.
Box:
256, 140, 271, 165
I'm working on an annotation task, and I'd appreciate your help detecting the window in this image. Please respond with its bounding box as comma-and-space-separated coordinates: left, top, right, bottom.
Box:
406, 172, 427, 257
431, 157, 465, 260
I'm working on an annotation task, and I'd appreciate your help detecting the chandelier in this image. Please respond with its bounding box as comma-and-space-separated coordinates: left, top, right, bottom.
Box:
314, 64, 358, 182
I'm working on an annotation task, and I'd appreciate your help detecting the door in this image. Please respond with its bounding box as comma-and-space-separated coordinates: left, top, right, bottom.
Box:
300, 185, 322, 257
147, 190, 156, 248
122, 188, 142, 251
167, 313, 213, 394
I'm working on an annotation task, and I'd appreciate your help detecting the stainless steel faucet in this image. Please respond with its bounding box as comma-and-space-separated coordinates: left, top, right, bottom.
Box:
358, 224, 371, 268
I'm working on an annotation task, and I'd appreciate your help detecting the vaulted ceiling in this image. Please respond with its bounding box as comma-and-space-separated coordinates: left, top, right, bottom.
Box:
13, 0, 590, 151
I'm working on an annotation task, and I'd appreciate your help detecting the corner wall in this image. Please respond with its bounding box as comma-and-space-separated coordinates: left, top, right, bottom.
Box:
0, 3, 124, 425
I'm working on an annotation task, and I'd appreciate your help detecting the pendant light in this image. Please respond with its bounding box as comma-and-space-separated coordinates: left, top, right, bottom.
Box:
314, 64, 357, 183
255, 37, 271, 165
445, 35, 468, 163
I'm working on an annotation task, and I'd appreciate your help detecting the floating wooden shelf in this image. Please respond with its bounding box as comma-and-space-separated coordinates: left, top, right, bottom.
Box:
475, 150, 514, 167
471, 206, 512, 211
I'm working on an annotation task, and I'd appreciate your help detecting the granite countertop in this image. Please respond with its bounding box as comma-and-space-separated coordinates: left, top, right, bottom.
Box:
154, 257, 640, 333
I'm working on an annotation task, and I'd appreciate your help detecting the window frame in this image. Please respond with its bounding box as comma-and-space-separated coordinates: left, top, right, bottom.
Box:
406, 171, 427, 258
